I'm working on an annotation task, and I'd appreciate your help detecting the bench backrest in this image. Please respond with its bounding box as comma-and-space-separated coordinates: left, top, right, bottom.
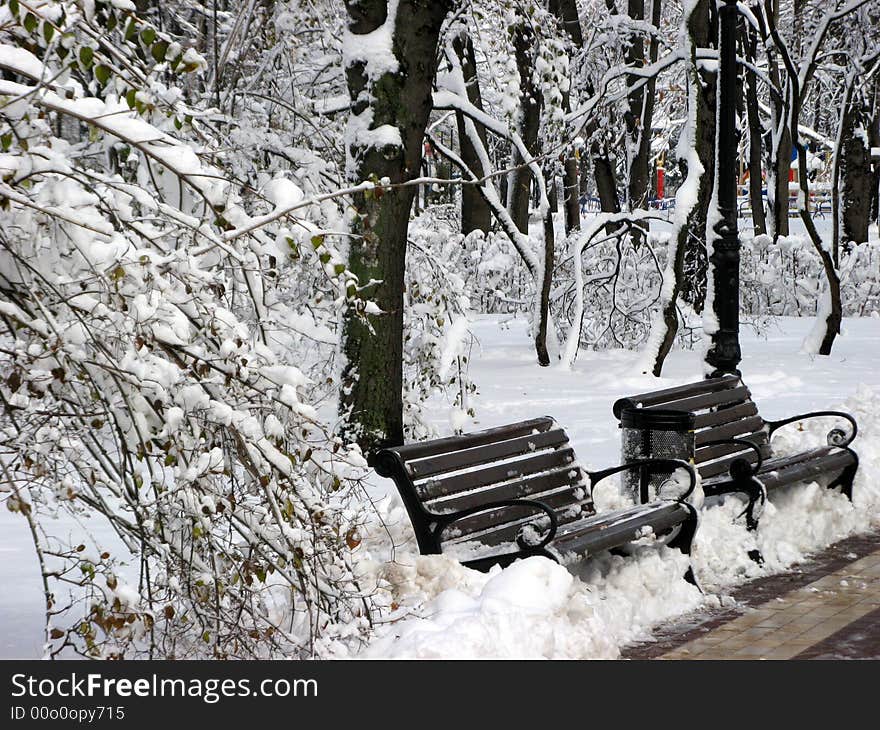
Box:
372, 417, 594, 556
613, 375, 771, 481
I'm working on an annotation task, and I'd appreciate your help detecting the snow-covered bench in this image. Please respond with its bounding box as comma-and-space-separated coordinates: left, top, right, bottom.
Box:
372, 417, 700, 584
613, 375, 859, 532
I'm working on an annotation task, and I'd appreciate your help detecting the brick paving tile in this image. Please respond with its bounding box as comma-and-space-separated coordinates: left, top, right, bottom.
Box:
622, 530, 880, 660
793, 605, 880, 659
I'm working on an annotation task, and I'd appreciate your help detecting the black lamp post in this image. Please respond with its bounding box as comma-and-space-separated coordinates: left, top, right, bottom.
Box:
705, 0, 742, 377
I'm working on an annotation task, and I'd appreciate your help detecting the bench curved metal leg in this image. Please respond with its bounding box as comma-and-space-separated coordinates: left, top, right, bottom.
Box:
738, 478, 767, 532
665, 503, 701, 591
827, 449, 858, 501
736, 478, 767, 564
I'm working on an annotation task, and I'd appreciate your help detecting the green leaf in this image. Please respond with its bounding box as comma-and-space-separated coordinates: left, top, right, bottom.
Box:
42, 21, 54, 43
94, 65, 111, 86
79, 46, 94, 69
1, 133, 11, 152
125, 88, 137, 108
125, 19, 138, 42
139, 27, 156, 46
9, 0, 19, 18
150, 40, 168, 63
23, 12, 37, 33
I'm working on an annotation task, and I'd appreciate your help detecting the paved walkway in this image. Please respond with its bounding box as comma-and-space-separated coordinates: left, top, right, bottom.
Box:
623, 530, 880, 660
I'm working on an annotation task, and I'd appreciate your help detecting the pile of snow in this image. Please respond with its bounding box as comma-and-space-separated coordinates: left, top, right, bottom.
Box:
364, 551, 702, 659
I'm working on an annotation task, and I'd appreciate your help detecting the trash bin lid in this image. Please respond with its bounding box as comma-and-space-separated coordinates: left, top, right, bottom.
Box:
619, 406, 696, 431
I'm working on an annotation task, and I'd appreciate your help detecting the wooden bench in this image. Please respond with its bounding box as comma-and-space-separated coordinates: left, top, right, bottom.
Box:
372, 417, 700, 584
613, 375, 859, 531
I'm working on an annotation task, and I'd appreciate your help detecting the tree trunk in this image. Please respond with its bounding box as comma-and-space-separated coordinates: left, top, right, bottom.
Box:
763, 0, 790, 239
339, 0, 451, 452
678, 0, 715, 313
535, 206, 555, 366
550, 0, 584, 235
868, 86, 880, 230
871, 76, 880, 229
508, 21, 541, 235
452, 31, 491, 235
744, 17, 767, 236
593, 147, 621, 216
625, 0, 662, 247
650, 0, 715, 373
840, 92, 873, 248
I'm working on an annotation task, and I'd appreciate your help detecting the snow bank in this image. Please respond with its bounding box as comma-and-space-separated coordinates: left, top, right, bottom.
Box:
364, 551, 702, 659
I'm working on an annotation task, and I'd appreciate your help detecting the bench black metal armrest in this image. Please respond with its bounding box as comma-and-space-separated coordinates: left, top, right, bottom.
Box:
700, 438, 765, 478
765, 410, 858, 448
432, 499, 559, 550
588, 458, 698, 502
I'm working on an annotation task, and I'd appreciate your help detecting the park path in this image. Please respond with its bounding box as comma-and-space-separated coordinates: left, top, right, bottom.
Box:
622, 530, 880, 660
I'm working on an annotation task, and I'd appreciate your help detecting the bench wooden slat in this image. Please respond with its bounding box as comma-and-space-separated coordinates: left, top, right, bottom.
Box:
758, 448, 855, 491
425, 464, 587, 513
655, 385, 753, 414
407, 428, 570, 480
695, 415, 766, 445
693, 402, 759, 429
695, 431, 769, 465
416, 447, 578, 500
391, 416, 554, 462
612, 374, 741, 416
698, 451, 762, 480
441, 492, 595, 545
551, 502, 691, 556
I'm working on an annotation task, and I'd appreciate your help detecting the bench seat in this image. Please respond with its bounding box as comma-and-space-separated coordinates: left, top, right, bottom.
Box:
372, 416, 700, 584
615, 375, 859, 531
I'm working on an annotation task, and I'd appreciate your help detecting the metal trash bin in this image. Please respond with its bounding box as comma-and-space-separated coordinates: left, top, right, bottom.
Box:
619, 407, 696, 503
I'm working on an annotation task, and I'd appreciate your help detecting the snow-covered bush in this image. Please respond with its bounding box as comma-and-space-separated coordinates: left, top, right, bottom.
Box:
0, 0, 381, 658
403, 209, 478, 439
741, 235, 880, 319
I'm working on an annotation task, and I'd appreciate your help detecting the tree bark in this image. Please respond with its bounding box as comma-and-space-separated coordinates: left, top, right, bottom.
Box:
744, 17, 767, 236
535, 203, 555, 366
508, 20, 541, 235
650, 0, 715, 373
678, 0, 715, 313
550, 0, 584, 235
763, 0, 791, 239
625, 0, 662, 247
452, 31, 491, 235
339, 0, 451, 452
840, 91, 873, 248
870, 78, 880, 230
593, 146, 621, 215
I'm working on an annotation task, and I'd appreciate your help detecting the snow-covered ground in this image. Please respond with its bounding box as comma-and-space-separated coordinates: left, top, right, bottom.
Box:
356, 314, 880, 658
2, 314, 879, 659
